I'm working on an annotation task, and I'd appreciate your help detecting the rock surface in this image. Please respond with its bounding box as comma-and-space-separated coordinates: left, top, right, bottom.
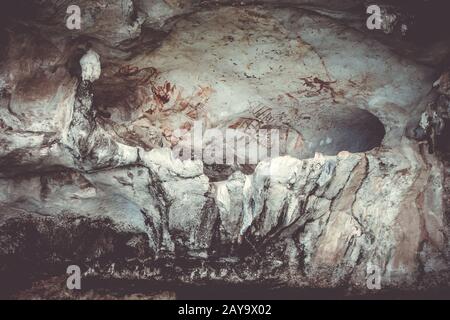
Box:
0, 0, 449, 297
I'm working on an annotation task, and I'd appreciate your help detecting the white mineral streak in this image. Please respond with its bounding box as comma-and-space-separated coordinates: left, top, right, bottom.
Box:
80, 50, 101, 82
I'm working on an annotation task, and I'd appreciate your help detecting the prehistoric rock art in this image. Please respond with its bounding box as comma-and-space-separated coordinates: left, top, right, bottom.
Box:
0, 0, 449, 298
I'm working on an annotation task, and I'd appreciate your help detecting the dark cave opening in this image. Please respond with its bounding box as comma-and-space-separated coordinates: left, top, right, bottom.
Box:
203, 107, 385, 182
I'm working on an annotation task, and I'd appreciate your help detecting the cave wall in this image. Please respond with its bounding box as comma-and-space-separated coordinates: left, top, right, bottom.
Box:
0, 0, 449, 295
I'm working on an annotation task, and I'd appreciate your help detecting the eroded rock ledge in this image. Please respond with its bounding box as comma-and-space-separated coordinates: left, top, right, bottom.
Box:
0, 0, 449, 296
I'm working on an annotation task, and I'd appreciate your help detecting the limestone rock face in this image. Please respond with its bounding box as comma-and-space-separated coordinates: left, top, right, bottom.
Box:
0, 0, 449, 296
